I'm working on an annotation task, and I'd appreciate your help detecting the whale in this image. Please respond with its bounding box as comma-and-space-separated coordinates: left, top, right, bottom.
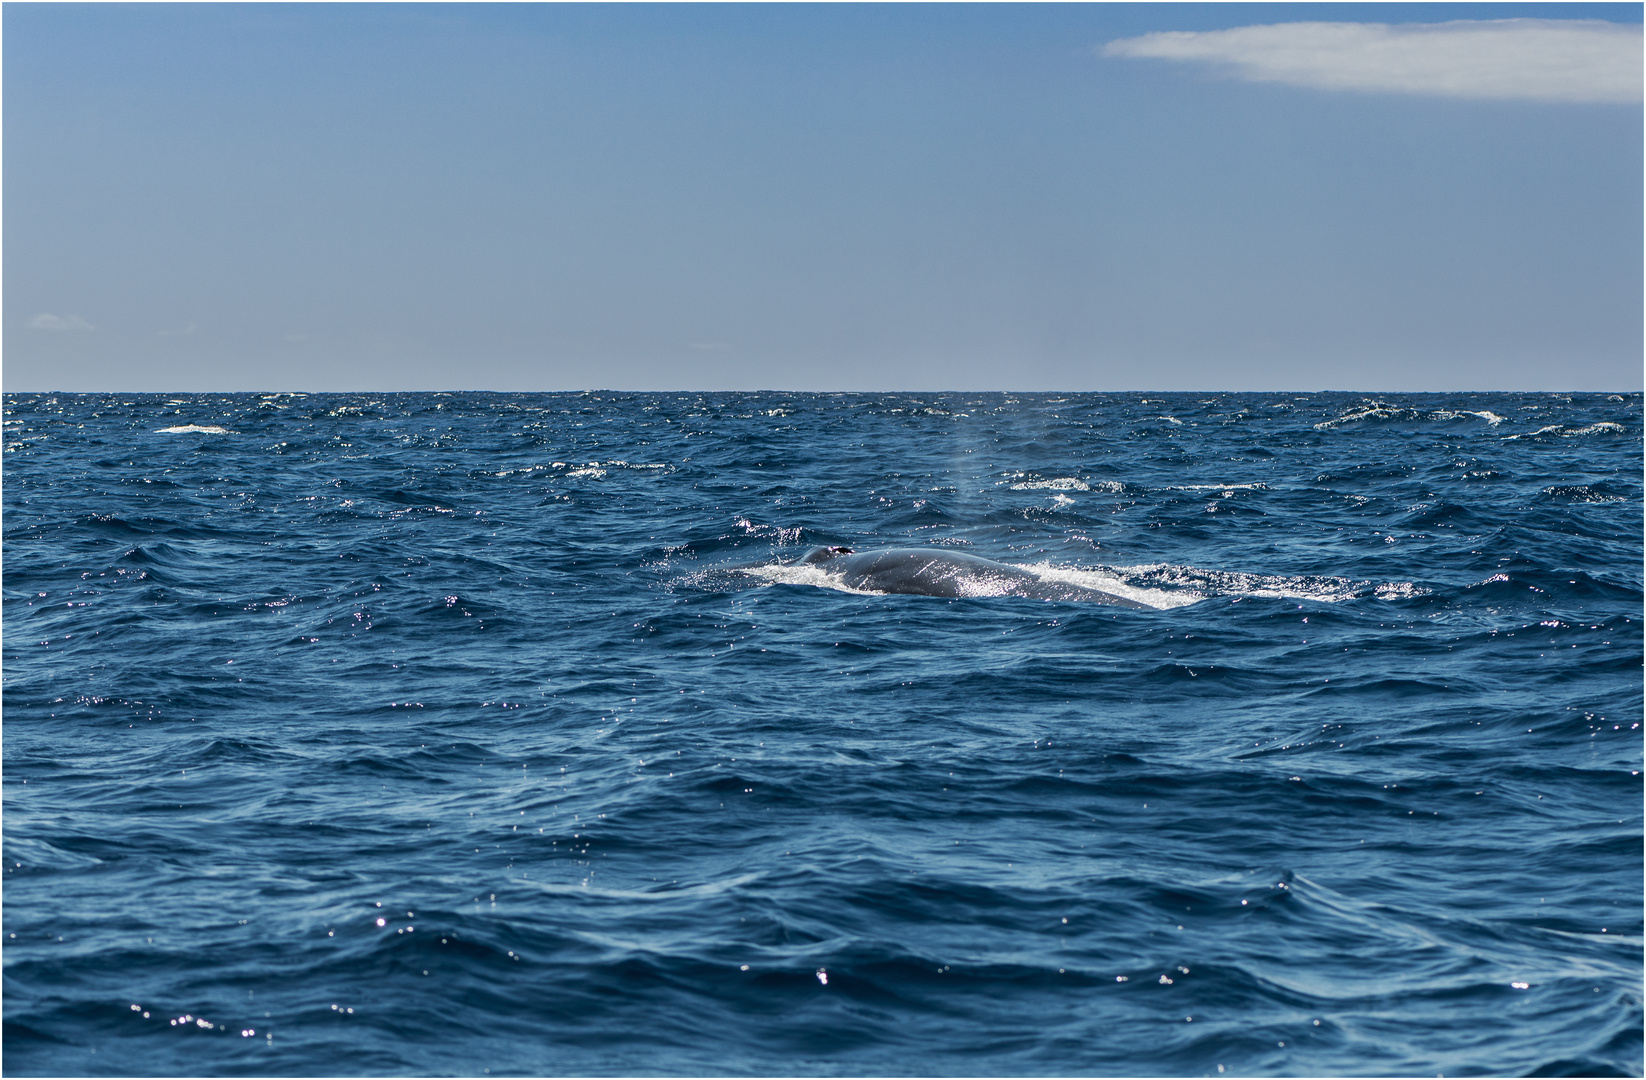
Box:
789, 546, 1153, 608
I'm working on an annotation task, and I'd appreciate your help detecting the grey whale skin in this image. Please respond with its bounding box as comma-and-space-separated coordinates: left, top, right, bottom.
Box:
793, 546, 1152, 608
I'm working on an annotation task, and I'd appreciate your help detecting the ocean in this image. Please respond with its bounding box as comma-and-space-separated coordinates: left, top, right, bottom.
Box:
3, 391, 1640, 1077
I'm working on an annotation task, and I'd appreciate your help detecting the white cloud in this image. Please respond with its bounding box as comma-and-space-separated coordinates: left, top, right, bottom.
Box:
1102, 19, 1643, 104
28, 312, 95, 331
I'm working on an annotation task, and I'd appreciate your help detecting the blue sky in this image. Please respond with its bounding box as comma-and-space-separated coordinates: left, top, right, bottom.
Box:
5, 3, 1640, 391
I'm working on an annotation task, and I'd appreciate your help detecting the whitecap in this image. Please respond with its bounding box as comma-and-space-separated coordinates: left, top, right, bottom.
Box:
1542, 485, 1627, 504
732, 519, 804, 543
1313, 402, 1400, 429
156, 424, 230, 434
1161, 483, 1267, 492
1009, 477, 1090, 491
1507, 421, 1628, 440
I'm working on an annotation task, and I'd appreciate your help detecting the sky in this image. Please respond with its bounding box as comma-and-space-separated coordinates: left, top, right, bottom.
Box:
5, 3, 1641, 392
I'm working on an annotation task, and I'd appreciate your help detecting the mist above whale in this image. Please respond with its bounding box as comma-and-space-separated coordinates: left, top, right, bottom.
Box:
786, 546, 1154, 608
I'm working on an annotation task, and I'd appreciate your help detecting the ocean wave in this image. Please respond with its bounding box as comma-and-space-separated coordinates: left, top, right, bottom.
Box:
1314, 402, 1511, 430
1540, 484, 1630, 504
1008, 477, 1091, 491
1158, 482, 1267, 492
1508, 422, 1629, 439
4, 390, 1638, 1079
549, 460, 673, 479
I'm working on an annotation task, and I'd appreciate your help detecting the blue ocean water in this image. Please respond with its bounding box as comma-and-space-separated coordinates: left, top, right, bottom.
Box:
2, 391, 1640, 1078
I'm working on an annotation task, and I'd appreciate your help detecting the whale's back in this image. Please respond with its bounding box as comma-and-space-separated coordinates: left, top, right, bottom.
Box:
820, 548, 1150, 608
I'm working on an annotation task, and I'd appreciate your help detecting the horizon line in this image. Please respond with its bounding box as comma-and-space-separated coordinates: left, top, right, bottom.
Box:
4, 388, 1641, 397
